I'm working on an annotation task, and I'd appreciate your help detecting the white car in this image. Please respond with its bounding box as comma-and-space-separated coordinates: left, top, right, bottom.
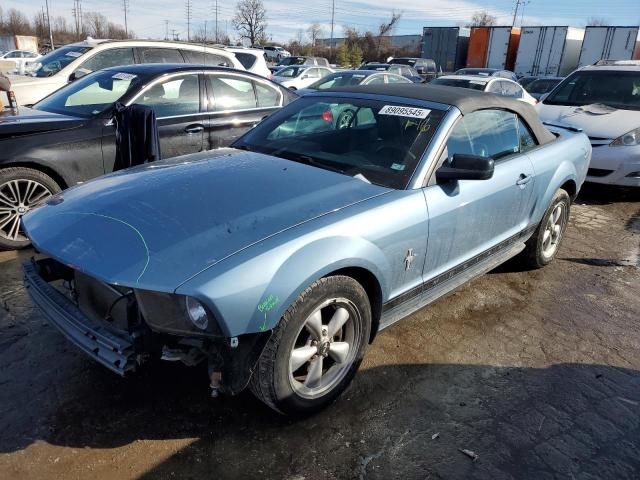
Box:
262, 46, 291, 62
6, 39, 243, 106
226, 47, 271, 78
272, 66, 334, 90
431, 75, 538, 106
0, 50, 41, 73
536, 60, 640, 187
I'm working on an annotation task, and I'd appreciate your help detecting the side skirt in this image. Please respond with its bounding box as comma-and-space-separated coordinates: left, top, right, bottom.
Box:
378, 228, 534, 332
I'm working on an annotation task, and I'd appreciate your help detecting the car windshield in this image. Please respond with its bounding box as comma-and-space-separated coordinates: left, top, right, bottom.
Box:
456, 69, 492, 76
360, 64, 389, 71
544, 70, 640, 110
276, 66, 304, 78
431, 77, 487, 91
390, 59, 416, 66
234, 96, 447, 189
34, 69, 144, 117
526, 78, 562, 94
309, 72, 368, 90
278, 57, 305, 66
30, 45, 93, 78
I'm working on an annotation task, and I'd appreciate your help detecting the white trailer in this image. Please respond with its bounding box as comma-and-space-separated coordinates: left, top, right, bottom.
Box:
514, 26, 585, 77
578, 26, 640, 66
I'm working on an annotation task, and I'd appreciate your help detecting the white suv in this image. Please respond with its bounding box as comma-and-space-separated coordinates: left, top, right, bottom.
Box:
536, 60, 640, 187
7, 39, 243, 106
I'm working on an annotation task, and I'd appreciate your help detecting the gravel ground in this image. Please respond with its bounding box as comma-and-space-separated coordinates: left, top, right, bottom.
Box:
0, 184, 638, 480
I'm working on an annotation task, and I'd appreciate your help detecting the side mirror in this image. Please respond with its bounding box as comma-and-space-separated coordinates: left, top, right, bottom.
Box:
436, 154, 494, 182
539, 93, 549, 102
301, 74, 308, 79
69, 68, 89, 82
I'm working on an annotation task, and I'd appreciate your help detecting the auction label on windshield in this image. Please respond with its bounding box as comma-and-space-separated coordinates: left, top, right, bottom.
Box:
379, 105, 431, 119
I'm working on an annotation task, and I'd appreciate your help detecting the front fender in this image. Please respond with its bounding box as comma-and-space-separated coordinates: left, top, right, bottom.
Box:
176, 234, 389, 338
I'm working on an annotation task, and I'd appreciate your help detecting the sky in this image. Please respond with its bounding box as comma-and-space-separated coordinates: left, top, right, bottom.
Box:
3, 0, 639, 43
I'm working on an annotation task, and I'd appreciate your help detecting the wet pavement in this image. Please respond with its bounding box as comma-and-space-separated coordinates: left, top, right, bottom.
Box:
0, 184, 639, 480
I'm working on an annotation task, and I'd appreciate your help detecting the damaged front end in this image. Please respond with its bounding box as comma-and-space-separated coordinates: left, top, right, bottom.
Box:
23, 257, 271, 395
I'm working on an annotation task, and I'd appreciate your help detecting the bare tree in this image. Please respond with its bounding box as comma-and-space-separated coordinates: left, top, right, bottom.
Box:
232, 0, 267, 46
4, 8, 31, 35
468, 10, 497, 27
83, 11, 109, 38
377, 11, 401, 55
307, 22, 322, 48
586, 17, 609, 26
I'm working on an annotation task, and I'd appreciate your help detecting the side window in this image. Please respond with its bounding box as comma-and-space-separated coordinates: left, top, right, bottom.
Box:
137, 74, 200, 117
518, 117, 538, 152
503, 81, 523, 98
486, 80, 503, 94
139, 48, 184, 64
182, 50, 230, 66
233, 52, 257, 70
306, 68, 320, 79
80, 48, 135, 72
387, 74, 409, 84
365, 75, 385, 85
7, 51, 20, 58
318, 69, 331, 78
208, 75, 257, 111
255, 82, 280, 107
445, 110, 521, 161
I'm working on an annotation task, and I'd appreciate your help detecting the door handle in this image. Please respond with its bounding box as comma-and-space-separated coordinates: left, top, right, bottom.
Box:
516, 174, 532, 186
184, 124, 204, 134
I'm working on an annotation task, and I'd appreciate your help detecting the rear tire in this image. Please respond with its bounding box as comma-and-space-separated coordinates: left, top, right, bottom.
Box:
521, 188, 570, 268
249, 275, 371, 416
0, 167, 61, 251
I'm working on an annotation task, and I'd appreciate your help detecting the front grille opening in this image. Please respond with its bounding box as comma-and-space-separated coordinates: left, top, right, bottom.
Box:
587, 168, 614, 177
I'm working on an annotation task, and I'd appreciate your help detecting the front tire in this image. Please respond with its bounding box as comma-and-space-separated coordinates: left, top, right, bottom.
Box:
521, 188, 570, 268
249, 275, 371, 415
0, 167, 60, 251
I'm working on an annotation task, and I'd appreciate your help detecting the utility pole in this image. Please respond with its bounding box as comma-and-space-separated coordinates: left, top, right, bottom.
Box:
330, 0, 335, 59
45, 0, 54, 50
171, 29, 178, 41
165, 20, 169, 41
512, 0, 530, 27
122, 0, 129, 38
185, 0, 193, 42
213, 0, 219, 43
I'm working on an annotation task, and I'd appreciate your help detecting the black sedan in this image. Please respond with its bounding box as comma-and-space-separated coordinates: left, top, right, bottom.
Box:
0, 63, 296, 250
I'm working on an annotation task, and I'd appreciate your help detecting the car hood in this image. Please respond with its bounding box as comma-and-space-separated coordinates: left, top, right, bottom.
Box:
23, 148, 391, 291
536, 102, 640, 139
0, 106, 85, 137
7, 73, 58, 86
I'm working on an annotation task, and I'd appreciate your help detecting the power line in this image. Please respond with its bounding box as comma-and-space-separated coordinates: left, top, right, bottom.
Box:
165, 20, 169, 41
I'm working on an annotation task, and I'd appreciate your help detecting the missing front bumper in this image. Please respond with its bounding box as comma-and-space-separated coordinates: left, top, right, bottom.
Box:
23, 260, 138, 376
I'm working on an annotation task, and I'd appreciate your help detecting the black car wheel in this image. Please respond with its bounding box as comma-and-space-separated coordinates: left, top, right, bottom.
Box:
250, 275, 371, 415
0, 167, 61, 251
521, 188, 570, 268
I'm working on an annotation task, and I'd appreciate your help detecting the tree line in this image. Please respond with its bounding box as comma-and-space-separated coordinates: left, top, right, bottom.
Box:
0, 6, 131, 50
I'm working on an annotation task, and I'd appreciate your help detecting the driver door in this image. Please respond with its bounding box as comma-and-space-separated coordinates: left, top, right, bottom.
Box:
422, 109, 536, 279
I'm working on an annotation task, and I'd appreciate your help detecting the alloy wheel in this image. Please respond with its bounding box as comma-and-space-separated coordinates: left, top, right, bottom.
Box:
288, 298, 359, 399
542, 203, 566, 258
0, 179, 52, 242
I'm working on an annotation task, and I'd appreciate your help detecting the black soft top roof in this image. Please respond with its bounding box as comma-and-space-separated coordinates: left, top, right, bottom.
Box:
329, 83, 556, 145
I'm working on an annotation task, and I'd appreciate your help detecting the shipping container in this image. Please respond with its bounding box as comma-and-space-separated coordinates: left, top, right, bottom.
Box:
0, 35, 39, 53
514, 26, 585, 77
421, 27, 470, 73
466, 26, 521, 70
578, 26, 640, 66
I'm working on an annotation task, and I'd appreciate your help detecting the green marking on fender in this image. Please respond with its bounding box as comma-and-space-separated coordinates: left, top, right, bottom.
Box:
257, 295, 280, 331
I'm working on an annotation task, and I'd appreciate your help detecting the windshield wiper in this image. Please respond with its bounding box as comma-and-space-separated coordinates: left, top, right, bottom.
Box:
268, 148, 346, 174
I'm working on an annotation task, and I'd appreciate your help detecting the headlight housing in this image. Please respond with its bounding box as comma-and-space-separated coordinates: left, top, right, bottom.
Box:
185, 296, 208, 330
611, 127, 640, 146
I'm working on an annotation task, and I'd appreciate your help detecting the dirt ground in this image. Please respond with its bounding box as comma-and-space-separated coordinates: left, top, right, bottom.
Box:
0, 184, 638, 480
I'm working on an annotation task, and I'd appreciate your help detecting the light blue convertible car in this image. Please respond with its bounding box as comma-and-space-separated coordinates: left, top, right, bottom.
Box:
22, 84, 591, 415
